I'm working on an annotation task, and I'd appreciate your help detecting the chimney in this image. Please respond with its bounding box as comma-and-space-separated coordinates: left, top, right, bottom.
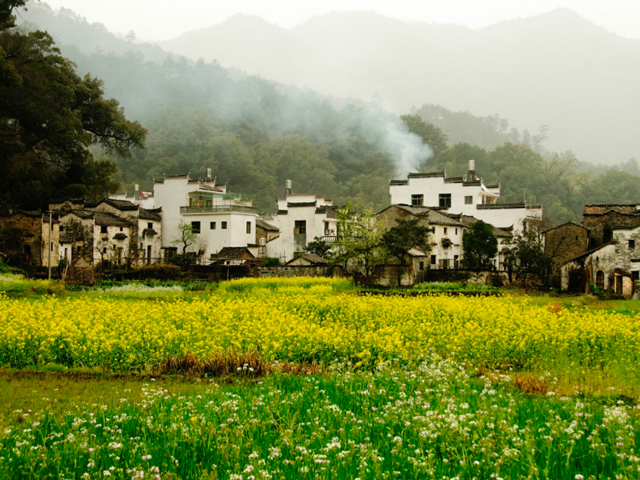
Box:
286, 179, 292, 196
467, 160, 476, 181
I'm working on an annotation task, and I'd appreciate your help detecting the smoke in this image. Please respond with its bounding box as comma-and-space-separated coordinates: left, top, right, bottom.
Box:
337, 102, 433, 176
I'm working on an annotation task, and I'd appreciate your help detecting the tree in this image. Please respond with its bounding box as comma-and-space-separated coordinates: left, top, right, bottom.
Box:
400, 114, 448, 170
508, 228, 553, 289
0, 1, 146, 212
332, 204, 387, 277
305, 237, 331, 258
381, 218, 432, 265
462, 220, 498, 271
171, 221, 198, 255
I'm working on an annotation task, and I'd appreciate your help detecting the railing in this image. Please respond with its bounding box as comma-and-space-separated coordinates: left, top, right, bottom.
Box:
180, 205, 256, 214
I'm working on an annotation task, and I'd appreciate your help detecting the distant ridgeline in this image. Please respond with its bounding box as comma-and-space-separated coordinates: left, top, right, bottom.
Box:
15, 3, 640, 226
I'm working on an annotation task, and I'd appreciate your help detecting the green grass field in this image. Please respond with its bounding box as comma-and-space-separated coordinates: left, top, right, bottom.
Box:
1, 277, 640, 479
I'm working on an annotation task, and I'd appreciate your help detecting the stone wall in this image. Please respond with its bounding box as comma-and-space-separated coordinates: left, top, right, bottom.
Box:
583, 211, 640, 248
258, 265, 344, 278
544, 223, 590, 287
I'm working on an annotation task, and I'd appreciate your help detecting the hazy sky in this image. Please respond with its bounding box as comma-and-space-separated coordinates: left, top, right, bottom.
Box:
37, 0, 640, 42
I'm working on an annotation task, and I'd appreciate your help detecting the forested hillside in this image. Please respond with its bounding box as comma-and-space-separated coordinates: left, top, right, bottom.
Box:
10, 3, 640, 226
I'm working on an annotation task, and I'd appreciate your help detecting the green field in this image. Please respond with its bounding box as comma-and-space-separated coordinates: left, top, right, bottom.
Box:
1, 278, 640, 479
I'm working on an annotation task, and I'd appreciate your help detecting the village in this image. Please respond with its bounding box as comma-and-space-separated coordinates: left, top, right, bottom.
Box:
1, 159, 638, 297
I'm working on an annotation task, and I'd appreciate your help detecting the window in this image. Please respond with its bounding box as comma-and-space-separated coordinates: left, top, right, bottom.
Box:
419, 261, 424, 271
59, 225, 64, 232
455, 228, 458, 235
633, 271, 640, 281
221, 221, 227, 230
148, 222, 153, 229
430, 254, 436, 266
210, 222, 216, 230
100, 225, 108, 233
443, 227, 448, 235
191, 221, 201, 234
464, 195, 473, 205
439, 194, 452, 208
294, 220, 306, 235
120, 226, 124, 232
411, 194, 424, 206
629, 239, 636, 249
246, 221, 252, 234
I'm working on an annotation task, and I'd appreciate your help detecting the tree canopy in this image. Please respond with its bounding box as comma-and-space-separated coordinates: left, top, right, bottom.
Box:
462, 220, 498, 271
381, 218, 432, 265
0, 0, 146, 212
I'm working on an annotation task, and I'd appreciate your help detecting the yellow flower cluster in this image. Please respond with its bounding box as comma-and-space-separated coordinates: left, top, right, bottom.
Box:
0, 279, 639, 374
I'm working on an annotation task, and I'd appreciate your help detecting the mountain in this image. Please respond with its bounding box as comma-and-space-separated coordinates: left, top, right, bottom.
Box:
17, 2, 169, 63
157, 9, 640, 165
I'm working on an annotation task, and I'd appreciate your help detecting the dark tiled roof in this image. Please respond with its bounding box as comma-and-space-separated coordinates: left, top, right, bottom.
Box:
97, 198, 139, 211
477, 202, 542, 210
286, 253, 329, 265
288, 202, 317, 208
408, 172, 446, 178
139, 208, 162, 221
542, 221, 588, 234
389, 180, 409, 186
256, 219, 279, 232
213, 247, 255, 259
93, 211, 131, 228
378, 204, 464, 227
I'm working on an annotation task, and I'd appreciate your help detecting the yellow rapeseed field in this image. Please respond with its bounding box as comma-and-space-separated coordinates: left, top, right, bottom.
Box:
1, 278, 639, 377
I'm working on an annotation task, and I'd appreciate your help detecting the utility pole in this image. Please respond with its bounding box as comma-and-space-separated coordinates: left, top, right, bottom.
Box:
48, 210, 52, 280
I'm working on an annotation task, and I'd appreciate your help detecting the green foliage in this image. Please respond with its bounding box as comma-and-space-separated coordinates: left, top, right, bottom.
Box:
381, 218, 432, 265
462, 220, 498, 271
305, 237, 332, 258
332, 204, 387, 276
171, 220, 198, 255
0, 2, 146, 212
261, 257, 281, 267
508, 228, 554, 287
400, 114, 448, 168
0, 277, 65, 297
413, 281, 498, 292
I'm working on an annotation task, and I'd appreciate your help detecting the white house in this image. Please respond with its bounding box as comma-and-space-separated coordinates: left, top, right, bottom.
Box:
153, 173, 257, 262
264, 192, 338, 263
389, 160, 541, 234
376, 204, 466, 270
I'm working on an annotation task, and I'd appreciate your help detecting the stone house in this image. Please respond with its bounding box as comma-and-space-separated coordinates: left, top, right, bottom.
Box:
0, 211, 60, 268
210, 246, 255, 266
285, 253, 330, 266
376, 204, 465, 270
91, 199, 163, 265
543, 222, 590, 287
58, 210, 133, 267
582, 205, 640, 248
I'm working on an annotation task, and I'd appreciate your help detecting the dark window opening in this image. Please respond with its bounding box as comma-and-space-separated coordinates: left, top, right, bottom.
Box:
464, 195, 473, 205
100, 225, 108, 233
210, 222, 216, 230
246, 222, 252, 234
439, 194, 452, 208
191, 221, 201, 234
221, 221, 227, 229
411, 194, 424, 206
294, 220, 306, 235
629, 239, 635, 249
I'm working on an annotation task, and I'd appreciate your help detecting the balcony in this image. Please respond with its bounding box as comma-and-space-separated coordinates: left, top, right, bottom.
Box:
180, 205, 256, 214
